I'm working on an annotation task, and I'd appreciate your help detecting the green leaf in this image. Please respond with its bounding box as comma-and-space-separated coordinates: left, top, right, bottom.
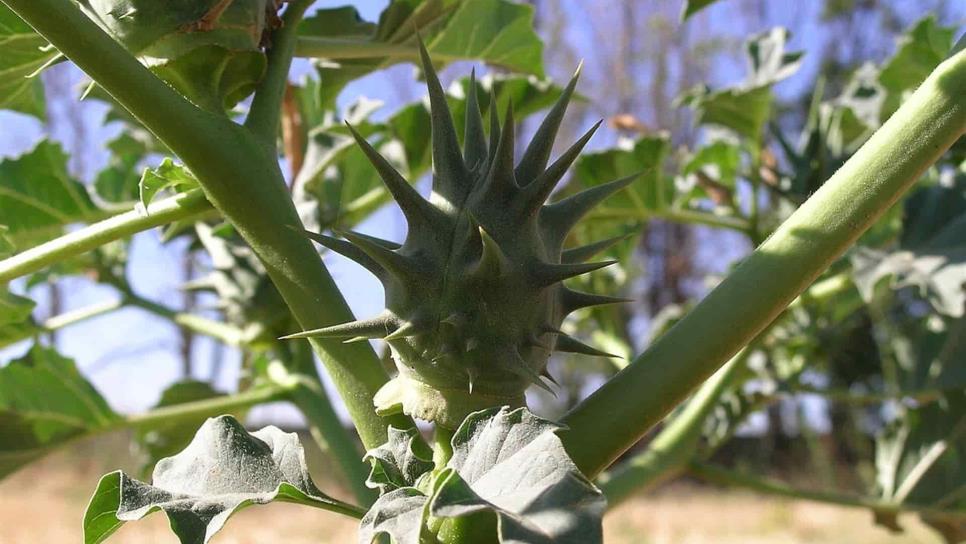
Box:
0, 226, 12, 257
573, 135, 671, 222
852, 181, 966, 317
133, 380, 231, 477
0, 345, 120, 478
431, 407, 605, 543
300, 0, 545, 106
190, 223, 292, 345
677, 28, 801, 143
874, 393, 966, 535
83, 415, 364, 544
364, 426, 433, 493
878, 16, 955, 120
94, 133, 150, 204
0, 140, 102, 247
745, 27, 804, 88
358, 487, 430, 544
138, 158, 200, 208
360, 407, 605, 544
0, 5, 59, 119
678, 84, 773, 143
81, 0, 275, 112
681, 0, 722, 20
0, 287, 38, 349
680, 140, 742, 206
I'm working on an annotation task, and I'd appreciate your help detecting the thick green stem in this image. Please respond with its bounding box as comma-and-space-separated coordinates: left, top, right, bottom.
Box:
244, 0, 313, 141
689, 462, 966, 521
288, 339, 375, 506
0, 189, 213, 283
2, 0, 416, 450
563, 49, 966, 477
125, 385, 288, 429
597, 350, 748, 506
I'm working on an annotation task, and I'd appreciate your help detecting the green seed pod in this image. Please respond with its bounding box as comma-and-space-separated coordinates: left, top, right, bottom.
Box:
288, 43, 632, 428
81, 0, 279, 112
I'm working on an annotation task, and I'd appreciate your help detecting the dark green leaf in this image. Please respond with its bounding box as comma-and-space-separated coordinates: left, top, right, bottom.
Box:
852, 181, 966, 317
94, 133, 150, 204
0, 345, 120, 478
0, 287, 38, 349
573, 135, 671, 221
81, 0, 274, 112
0, 140, 103, 247
0, 226, 12, 257
83, 415, 363, 544
300, 0, 544, 107
678, 85, 773, 143
678, 28, 801, 143
746, 27, 804, 87
0, 5, 59, 119
681, 0, 722, 20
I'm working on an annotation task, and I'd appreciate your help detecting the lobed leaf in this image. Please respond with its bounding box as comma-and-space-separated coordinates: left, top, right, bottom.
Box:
299, 0, 544, 107
84, 415, 364, 544
138, 158, 200, 209
0, 345, 120, 478
0, 140, 103, 248
363, 426, 434, 493
360, 407, 605, 544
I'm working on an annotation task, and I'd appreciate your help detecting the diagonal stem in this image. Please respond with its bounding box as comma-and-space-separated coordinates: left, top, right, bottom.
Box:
562, 48, 966, 477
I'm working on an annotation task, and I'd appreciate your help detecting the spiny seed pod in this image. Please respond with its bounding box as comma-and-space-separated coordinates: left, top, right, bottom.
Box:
82, 0, 280, 112
286, 43, 634, 428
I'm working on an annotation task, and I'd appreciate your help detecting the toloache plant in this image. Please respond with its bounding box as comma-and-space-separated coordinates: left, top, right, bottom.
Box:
0, 1, 964, 543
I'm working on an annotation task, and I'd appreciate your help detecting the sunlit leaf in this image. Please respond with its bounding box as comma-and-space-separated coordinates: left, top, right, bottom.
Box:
299, 0, 544, 106
94, 133, 150, 204
360, 407, 605, 544
138, 158, 199, 208
0, 345, 120, 478
132, 380, 233, 477
0, 5, 59, 119
0, 140, 104, 247
878, 16, 955, 120
84, 415, 363, 544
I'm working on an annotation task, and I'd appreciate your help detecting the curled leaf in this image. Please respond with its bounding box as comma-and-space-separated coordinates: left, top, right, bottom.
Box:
84, 415, 363, 544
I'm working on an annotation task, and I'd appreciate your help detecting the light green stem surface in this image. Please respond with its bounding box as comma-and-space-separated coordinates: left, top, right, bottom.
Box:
288, 339, 375, 505
126, 385, 288, 429
563, 48, 966, 477
597, 350, 747, 506
0, 189, 213, 283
